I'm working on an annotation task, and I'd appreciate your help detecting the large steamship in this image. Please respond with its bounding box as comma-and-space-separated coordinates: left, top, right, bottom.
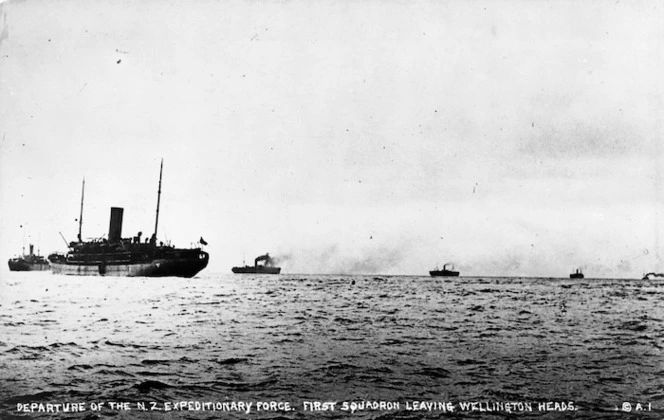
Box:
48, 161, 209, 277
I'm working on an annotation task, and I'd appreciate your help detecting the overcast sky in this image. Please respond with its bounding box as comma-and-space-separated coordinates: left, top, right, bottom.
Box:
1, 0, 662, 277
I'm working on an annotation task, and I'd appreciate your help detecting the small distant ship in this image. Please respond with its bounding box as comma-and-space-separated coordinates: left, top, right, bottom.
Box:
48, 160, 209, 277
570, 268, 584, 279
232, 253, 281, 274
8, 244, 50, 271
430, 263, 460, 277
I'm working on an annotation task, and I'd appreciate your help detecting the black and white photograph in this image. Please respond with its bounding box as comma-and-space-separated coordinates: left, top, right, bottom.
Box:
0, 0, 663, 418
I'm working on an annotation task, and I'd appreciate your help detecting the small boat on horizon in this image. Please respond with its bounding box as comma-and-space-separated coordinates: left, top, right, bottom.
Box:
232, 253, 281, 274
430, 263, 460, 277
8, 244, 50, 271
570, 268, 584, 279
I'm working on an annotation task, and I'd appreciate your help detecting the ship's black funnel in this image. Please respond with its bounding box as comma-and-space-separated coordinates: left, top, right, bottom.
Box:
108, 207, 124, 242
29, 244, 34, 256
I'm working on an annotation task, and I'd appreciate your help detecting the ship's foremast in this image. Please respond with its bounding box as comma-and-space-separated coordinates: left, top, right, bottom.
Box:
152, 159, 163, 245
78, 178, 85, 242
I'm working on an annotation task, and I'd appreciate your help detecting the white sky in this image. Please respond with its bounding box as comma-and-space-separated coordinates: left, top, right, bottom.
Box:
1, 0, 662, 277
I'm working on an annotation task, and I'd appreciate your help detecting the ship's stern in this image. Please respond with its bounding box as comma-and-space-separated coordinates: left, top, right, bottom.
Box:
149, 248, 209, 278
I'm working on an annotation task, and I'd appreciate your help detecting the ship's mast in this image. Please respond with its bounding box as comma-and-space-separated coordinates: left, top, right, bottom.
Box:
153, 159, 163, 243
78, 178, 85, 242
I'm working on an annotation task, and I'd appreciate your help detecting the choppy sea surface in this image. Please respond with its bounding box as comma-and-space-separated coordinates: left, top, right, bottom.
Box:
1, 271, 662, 419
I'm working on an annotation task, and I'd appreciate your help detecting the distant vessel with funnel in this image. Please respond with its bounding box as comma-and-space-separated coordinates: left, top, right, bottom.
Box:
570, 269, 584, 279
430, 263, 460, 277
48, 160, 209, 277
8, 244, 50, 271
232, 253, 281, 274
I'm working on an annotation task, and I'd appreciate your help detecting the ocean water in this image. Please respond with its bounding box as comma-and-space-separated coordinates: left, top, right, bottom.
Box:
1, 271, 662, 419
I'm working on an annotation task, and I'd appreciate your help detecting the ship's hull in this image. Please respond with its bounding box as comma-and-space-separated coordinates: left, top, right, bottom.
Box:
570, 274, 584, 279
8, 260, 50, 271
50, 252, 208, 278
232, 266, 281, 274
429, 270, 460, 277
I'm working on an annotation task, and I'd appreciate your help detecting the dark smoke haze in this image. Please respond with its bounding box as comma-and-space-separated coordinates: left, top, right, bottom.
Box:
272, 243, 409, 275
